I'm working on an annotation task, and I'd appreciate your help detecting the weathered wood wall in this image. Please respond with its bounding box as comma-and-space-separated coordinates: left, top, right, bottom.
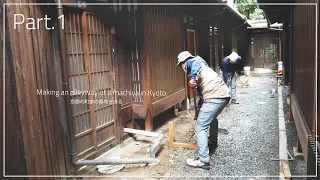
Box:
1, 1, 28, 175
291, 0, 317, 160
4, 2, 72, 176
144, 6, 185, 102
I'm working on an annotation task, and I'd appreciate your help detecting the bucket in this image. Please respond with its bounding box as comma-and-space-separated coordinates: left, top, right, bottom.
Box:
278, 61, 283, 74
244, 66, 251, 76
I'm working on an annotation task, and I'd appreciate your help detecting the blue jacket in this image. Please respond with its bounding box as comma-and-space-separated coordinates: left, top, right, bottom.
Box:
185, 56, 208, 79
221, 55, 242, 82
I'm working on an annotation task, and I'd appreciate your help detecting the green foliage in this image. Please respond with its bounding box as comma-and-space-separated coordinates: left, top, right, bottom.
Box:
235, 0, 265, 20
249, 8, 265, 20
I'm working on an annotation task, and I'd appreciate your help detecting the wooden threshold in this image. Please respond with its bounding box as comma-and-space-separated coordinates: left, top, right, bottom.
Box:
152, 89, 186, 117
291, 94, 311, 163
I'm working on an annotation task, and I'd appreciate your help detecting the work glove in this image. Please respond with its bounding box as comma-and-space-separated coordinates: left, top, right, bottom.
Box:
188, 78, 197, 89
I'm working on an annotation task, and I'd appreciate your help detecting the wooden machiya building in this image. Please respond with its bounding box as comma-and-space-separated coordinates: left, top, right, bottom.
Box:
258, 0, 319, 177
1, 0, 250, 176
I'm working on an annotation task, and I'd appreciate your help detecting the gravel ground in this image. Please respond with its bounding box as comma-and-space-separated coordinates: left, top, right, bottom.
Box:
78, 74, 300, 180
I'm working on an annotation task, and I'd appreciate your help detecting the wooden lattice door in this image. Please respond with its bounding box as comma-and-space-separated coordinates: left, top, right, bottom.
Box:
65, 10, 118, 157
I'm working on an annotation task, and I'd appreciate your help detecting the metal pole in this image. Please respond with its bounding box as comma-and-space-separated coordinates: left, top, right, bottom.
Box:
76, 158, 159, 165
124, 128, 160, 137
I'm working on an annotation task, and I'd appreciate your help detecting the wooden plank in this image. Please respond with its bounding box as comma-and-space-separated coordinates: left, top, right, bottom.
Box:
14, 4, 50, 175
52, 10, 75, 174
1, 3, 29, 174
281, 160, 291, 179
144, 55, 153, 130
29, 4, 53, 175
168, 122, 174, 147
36, 3, 61, 174
291, 93, 310, 163
7, 4, 35, 175
152, 89, 185, 117
172, 143, 198, 149
168, 122, 197, 149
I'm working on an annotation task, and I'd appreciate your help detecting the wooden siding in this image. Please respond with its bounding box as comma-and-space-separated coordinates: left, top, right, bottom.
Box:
116, 41, 132, 108
291, 0, 317, 137
143, 6, 185, 102
1, 3, 28, 175
4, 4, 71, 175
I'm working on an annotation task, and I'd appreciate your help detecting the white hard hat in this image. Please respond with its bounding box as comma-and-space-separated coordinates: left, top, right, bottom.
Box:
177, 51, 194, 65
228, 52, 239, 63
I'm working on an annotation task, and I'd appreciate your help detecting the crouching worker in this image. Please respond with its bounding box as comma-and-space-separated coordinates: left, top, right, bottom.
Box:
221, 52, 242, 104
177, 51, 230, 170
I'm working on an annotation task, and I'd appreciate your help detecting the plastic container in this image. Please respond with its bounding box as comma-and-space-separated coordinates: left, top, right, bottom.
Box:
244, 66, 251, 76
278, 61, 283, 75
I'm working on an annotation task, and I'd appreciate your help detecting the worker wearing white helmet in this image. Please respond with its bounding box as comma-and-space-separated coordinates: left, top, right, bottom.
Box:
177, 51, 230, 170
221, 51, 243, 104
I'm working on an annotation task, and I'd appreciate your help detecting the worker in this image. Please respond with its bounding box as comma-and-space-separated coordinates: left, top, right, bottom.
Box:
177, 51, 230, 170
221, 51, 243, 104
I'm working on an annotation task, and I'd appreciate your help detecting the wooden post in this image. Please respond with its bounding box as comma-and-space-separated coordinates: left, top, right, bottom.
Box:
82, 12, 98, 149
168, 122, 174, 147
144, 55, 153, 131
139, 7, 153, 131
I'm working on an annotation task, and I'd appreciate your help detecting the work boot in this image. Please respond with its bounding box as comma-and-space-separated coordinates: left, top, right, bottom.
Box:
186, 159, 210, 170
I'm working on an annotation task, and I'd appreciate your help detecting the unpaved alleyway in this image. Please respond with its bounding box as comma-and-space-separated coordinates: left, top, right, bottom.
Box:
81, 75, 283, 179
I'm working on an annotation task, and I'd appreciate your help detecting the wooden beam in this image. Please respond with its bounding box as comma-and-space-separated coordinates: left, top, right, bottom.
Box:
291, 94, 311, 163
281, 160, 291, 180
152, 89, 185, 117
168, 122, 198, 149
144, 55, 153, 131
172, 143, 198, 149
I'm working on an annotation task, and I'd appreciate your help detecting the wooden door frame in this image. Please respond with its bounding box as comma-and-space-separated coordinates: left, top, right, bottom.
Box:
64, 8, 120, 159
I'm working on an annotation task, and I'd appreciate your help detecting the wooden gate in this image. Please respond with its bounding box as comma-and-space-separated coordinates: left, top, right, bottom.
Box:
252, 33, 278, 69
65, 10, 118, 157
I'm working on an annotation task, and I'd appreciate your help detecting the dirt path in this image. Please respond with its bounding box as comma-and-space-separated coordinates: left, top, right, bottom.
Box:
81, 75, 282, 179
